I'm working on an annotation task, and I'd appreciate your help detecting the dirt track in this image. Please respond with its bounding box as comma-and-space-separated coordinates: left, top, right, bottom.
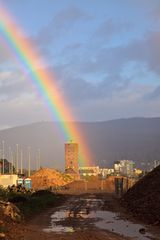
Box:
23, 196, 129, 240
20, 193, 160, 240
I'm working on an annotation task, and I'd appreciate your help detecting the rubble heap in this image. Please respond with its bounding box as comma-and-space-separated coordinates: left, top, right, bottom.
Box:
30, 168, 73, 189
0, 201, 23, 239
121, 165, 160, 225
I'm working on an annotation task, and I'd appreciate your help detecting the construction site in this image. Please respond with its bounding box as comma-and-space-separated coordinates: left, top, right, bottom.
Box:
0, 142, 160, 240
0, 142, 136, 195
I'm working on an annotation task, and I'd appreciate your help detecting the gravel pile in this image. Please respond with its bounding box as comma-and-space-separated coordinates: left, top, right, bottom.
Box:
121, 165, 160, 225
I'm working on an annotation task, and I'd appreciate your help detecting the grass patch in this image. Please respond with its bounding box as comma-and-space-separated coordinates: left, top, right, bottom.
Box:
0, 186, 66, 219
18, 192, 65, 218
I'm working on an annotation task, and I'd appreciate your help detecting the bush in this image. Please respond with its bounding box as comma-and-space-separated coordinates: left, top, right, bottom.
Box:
0, 186, 7, 200
31, 189, 54, 197
8, 194, 28, 203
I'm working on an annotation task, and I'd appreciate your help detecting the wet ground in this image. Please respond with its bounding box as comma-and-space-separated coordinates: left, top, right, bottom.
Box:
23, 194, 160, 240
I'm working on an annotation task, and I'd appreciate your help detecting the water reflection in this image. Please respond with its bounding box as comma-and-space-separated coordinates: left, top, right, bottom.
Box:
43, 198, 156, 239
92, 211, 154, 240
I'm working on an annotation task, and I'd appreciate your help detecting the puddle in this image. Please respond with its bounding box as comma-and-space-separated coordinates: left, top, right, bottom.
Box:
93, 211, 155, 240
43, 225, 74, 233
43, 210, 75, 233
43, 198, 157, 239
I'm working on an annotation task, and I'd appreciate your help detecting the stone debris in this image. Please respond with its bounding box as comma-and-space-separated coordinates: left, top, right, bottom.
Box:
2, 202, 21, 221
121, 165, 160, 225
0, 233, 5, 239
139, 228, 146, 234
0, 201, 21, 221
0, 201, 22, 240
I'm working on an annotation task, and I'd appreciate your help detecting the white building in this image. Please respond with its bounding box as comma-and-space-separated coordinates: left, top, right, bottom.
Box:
99, 168, 114, 178
0, 174, 18, 188
114, 160, 135, 177
79, 166, 100, 177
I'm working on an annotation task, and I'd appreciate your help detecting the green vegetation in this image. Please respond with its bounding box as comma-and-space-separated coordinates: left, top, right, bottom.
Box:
0, 186, 66, 219
18, 190, 65, 218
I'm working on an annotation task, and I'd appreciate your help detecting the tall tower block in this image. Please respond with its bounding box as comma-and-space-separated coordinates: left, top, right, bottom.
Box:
65, 142, 79, 173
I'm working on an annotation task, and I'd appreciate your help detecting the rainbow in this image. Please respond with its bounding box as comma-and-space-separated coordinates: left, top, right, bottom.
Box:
0, 5, 92, 166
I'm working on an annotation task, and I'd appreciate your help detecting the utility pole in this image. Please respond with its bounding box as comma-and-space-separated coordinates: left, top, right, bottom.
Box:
28, 147, 31, 177
9, 147, 11, 174
38, 148, 41, 169
36, 148, 41, 170
2, 140, 5, 174
11, 149, 14, 174
20, 149, 23, 175
16, 144, 19, 174
0, 149, 1, 174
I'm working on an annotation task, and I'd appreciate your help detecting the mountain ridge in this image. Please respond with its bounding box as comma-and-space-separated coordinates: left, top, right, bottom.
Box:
0, 117, 160, 170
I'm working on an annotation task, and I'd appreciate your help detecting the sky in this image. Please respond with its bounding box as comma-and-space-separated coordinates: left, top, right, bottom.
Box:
0, 0, 160, 129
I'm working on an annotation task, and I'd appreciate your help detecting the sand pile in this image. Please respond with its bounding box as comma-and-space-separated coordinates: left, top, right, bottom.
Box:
30, 168, 73, 189
121, 165, 160, 225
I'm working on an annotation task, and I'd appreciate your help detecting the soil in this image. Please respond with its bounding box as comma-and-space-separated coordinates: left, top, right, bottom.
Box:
121, 165, 160, 225
22, 194, 130, 240
6, 194, 160, 240
30, 168, 73, 189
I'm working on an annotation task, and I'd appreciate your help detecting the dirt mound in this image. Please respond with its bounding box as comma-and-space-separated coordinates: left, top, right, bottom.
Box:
0, 201, 24, 239
30, 168, 73, 189
121, 165, 160, 225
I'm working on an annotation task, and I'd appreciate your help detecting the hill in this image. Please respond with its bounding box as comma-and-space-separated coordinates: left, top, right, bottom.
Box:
0, 117, 160, 170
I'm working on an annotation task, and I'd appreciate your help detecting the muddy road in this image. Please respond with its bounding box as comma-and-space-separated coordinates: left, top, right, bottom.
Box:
23, 194, 160, 240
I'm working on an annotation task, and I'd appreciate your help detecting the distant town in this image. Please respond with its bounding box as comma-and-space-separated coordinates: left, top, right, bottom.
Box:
0, 140, 159, 194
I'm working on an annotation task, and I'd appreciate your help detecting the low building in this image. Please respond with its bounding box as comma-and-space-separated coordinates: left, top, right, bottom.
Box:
0, 174, 18, 188
99, 168, 114, 178
79, 166, 100, 178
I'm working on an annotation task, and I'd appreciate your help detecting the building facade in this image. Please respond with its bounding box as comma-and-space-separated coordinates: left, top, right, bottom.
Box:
65, 142, 79, 173
79, 166, 100, 178
114, 160, 135, 177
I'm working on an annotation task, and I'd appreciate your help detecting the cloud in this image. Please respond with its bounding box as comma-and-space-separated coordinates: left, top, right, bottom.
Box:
72, 30, 160, 76
93, 19, 132, 44
0, 40, 13, 64
144, 86, 160, 100
1, 1, 160, 126
33, 5, 90, 47
48, 27, 160, 110
0, 94, 49, 128
0, 69, 34, 101
53, 62, 131, 105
